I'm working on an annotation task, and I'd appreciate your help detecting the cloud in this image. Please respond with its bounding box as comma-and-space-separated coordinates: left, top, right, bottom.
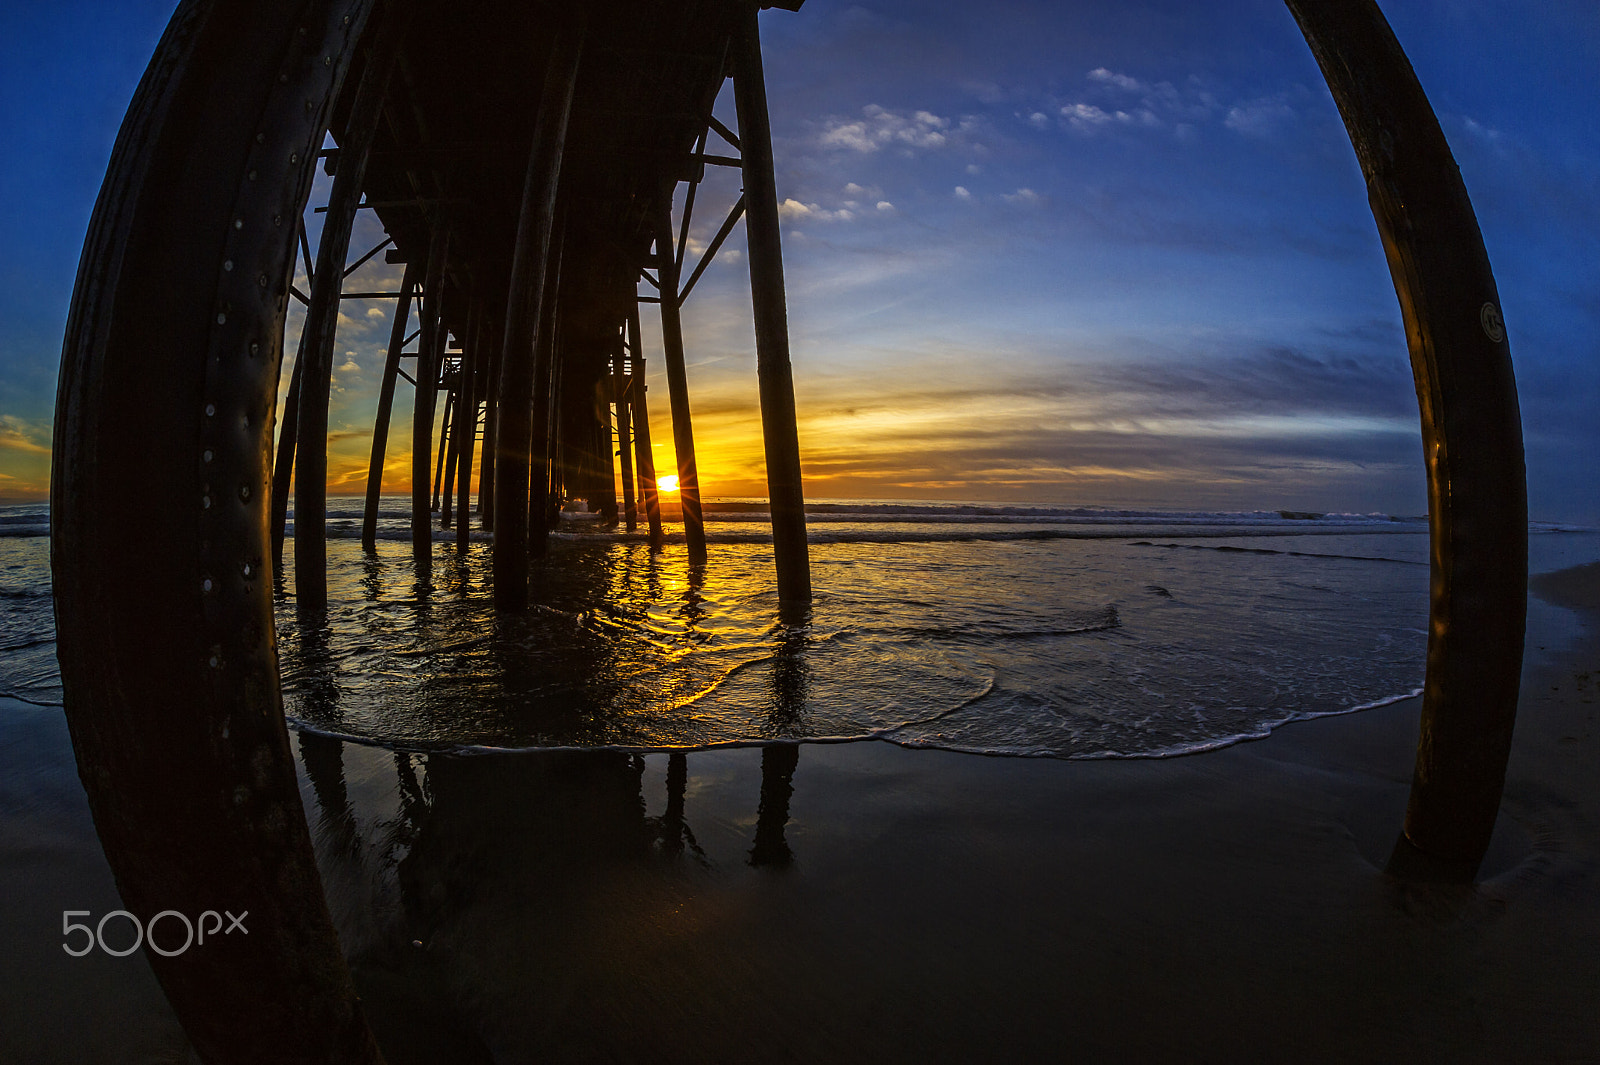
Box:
1223, 97, 1297, 138
779, 198, 854, 223
817, 104, 979, 155
953, 186, 971, 200
1087, 67, 1143, 92
0, 416, 50, 455
1051, 68, 1219, 138
365, 307, 386, 320
1002, 188, 1040, 206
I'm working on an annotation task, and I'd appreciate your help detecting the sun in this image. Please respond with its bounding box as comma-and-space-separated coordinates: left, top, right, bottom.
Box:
657, 474, 680, 493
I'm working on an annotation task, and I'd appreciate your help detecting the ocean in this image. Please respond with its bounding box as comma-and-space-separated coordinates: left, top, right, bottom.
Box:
7, 497, 1591, 760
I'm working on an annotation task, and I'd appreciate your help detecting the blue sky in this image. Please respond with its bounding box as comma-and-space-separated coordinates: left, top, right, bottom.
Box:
2, 1, 1596, 521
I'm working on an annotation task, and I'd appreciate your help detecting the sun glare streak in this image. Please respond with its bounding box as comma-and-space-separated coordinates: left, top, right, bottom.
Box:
657, 474, 681, 492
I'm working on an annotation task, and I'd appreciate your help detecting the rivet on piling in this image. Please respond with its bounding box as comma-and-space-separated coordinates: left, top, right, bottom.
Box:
233, 217, 244, 230
239, 485, 252, 501
205, 404, 216, 416
247, 170, 257, 182
256, 132, 266, 143
210, 655, 222, 669
258, 273, 268, 288
242, 562, 253, 577
216, 311, 227, 325
203, 449, 214, 463
249, 342, 260, 356
203, 578, 214, 593
223, 260, 233, 272
290, 153, 299, 164
202, 495, 212, 509
323, 56, 331, 67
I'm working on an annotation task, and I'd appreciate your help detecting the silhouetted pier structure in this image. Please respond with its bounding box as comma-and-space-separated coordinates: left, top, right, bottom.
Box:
50, 0, 1528, 1060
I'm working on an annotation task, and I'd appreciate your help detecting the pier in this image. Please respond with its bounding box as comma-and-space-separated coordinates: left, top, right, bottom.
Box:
49, 1, 1528, 1060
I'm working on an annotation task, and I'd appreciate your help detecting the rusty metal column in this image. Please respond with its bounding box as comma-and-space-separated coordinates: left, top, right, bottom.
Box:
361, 259, 419, 551
493, 23, 582, 609
653, 200, 707, 563
294, 11, 406, 614
626, 304, 664, 544
732, 4, 811, 602
1287, 0, 1527, 877
51, 0, 387, 1058
615, 331, 637, 531
413, 223, 448, 567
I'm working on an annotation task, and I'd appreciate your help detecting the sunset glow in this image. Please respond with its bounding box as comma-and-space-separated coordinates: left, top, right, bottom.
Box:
657, 475, 680, 493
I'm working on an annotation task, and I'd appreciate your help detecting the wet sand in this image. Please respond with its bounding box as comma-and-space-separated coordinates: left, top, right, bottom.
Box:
1, 573, 1596, 1063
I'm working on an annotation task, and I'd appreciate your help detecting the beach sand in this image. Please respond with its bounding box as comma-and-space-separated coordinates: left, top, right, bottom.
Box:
1, 571, 1595, 1063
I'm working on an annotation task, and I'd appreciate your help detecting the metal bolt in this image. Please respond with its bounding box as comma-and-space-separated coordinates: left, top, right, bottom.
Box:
249, 342, 260, 356
203, 578, 214, 592
243, 562, 253, 577
234, 217, 244, 230
216, 312, 227, 325
290, 153, 299, 164
202, 495, 212, 509
203, 449, 214, 463
258, 273, 268, 288
223, 260, 233, 272
211, 656, 222, 670
205, 403, 216, 416
247, 169, 257, 182
239, 485, 251, 501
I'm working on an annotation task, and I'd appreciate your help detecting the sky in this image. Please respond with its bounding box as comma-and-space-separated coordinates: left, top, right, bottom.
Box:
1, 1, 1596, 521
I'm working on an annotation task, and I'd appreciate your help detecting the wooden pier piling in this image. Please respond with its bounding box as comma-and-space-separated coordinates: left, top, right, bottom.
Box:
361, 259, 419, 551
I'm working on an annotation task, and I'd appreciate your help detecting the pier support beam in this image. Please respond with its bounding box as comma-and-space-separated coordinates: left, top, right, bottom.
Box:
294, 10, 405, 615
654, 199, 707, 564
455, 303, 482, 550
493, 25, 582, 609
269, 330, 306, 571
615, 335, 637, 531
361, 260, 419, 551
1287, 0, 1527, 877
627, 304, 664, 544
413, 223, 448, 568
732, 4, 811, 602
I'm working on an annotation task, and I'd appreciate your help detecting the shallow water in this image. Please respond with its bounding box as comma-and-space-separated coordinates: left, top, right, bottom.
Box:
5, 500, 1594, 761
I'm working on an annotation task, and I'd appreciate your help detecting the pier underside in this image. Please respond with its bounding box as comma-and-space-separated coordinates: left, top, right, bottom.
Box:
49, 1, 1528, 1060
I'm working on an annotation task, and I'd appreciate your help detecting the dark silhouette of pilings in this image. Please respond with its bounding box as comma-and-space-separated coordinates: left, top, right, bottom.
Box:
653, 199, 707, 563
733, 6, 811, 603
477, 306, 502, 530
529, 227, 566, 554
294, 10, 405, 615
270, 328, 306, 571
493, 27, 582, 609
615, 336, 637, 531
626, 304, 664, 544
455, 303, 482, 550
1286, 0, 1528, 880
362, 259, 420, 551
413, 223, 449, 568
433, 384, 453, 514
